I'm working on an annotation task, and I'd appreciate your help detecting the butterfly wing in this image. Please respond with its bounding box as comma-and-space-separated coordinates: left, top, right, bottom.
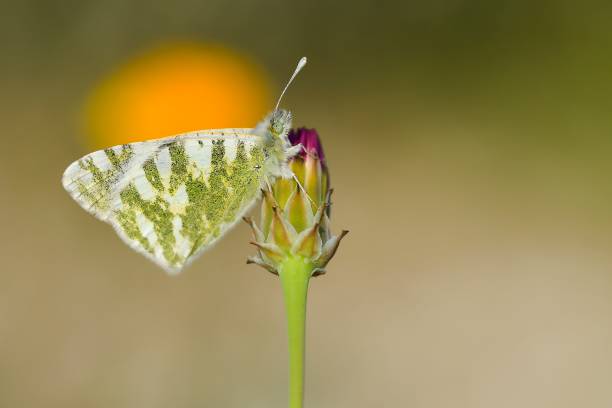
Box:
62, 129, 267, 273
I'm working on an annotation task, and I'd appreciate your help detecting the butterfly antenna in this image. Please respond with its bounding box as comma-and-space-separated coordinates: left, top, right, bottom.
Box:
274, 56, 308, 111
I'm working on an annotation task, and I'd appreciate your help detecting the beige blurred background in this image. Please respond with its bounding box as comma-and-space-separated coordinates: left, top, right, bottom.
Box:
2, 1, 612, 407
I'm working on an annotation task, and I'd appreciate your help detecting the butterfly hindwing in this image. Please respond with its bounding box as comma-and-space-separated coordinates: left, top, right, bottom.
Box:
62, 130, 267, 273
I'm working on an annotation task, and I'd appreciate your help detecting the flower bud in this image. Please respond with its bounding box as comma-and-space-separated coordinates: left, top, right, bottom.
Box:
246, 128, 347, 276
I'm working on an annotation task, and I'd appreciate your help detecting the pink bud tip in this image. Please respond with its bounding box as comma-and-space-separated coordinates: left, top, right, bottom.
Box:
288, 127, 326, 165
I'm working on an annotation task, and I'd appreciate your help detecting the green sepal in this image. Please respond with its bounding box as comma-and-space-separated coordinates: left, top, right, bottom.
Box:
243, 216, 265, 243
273, 177, 295, 210
284, 184, 314, 233
291, 223, 322, 259
260, 188, 277, 239
250, 241, 285, 263
314, 230, 348, 268
270, 206, 297, 249
246, 255, 278, 275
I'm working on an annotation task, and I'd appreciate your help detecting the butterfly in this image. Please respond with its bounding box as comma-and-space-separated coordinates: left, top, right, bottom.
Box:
62, 57, 307, 274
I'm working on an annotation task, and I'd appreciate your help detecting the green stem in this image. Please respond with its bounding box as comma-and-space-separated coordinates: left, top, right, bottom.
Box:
279, 256, 313, 408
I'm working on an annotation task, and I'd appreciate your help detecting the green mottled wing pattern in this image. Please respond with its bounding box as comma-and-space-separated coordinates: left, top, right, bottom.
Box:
62, 130, 266, 273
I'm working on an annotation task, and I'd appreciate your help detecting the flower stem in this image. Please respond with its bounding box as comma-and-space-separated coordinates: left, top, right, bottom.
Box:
279, 256, 313, 408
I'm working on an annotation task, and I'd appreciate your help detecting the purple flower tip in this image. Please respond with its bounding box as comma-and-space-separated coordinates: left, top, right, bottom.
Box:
288, 127, 326, 164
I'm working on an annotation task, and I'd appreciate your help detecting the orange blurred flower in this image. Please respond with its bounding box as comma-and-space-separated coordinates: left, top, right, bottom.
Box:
84, 43, 272, 148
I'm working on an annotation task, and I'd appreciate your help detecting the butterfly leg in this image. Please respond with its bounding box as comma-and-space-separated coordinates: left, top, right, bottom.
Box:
292, 174, 317, 207
285, 143, 303, 158
264, 176, 275, 193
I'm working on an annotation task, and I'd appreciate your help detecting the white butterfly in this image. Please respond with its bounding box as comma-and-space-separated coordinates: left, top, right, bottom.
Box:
62, 57, 307, 274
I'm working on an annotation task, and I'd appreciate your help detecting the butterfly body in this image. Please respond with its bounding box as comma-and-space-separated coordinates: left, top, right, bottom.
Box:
63, 109, 297, 273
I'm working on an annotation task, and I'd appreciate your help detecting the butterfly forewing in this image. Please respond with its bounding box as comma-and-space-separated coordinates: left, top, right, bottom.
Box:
62, 129, 266, 273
